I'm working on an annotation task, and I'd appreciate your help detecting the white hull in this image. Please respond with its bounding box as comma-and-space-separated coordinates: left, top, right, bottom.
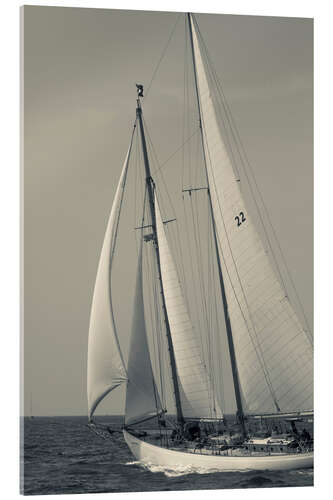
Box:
123, 430, 313, 471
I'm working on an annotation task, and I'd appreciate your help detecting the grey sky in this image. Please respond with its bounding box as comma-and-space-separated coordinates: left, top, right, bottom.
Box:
23, 6, 313, 416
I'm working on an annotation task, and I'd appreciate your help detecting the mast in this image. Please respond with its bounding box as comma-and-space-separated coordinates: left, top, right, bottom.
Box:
136, 91, 185, 425
187, 13, 246, 436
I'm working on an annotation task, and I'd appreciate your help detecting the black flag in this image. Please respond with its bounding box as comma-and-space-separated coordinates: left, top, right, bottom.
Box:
136, 84, 144, 97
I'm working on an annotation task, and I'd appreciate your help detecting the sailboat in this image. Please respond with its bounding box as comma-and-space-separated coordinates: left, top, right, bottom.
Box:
87, 13, 313, 471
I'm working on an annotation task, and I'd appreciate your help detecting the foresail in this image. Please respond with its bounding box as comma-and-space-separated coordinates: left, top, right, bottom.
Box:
190, 15, 313, 415
155, 195, 223, 419
87, 147, 131, 420
125, 241, 163, 426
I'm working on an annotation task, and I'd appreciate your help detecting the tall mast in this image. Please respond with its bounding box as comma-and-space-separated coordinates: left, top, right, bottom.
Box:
136, 92, 185, 425
187, 13, 246, 437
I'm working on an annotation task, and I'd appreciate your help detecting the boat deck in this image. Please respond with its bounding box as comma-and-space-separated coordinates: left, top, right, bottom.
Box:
168, 446, 298, 457
140, 433, 313, 458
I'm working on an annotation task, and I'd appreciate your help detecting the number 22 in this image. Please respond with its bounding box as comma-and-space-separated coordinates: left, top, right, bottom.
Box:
235, 211, 246, 227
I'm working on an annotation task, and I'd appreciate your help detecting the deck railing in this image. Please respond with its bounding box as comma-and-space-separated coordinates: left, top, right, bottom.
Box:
144, 434, 313, 456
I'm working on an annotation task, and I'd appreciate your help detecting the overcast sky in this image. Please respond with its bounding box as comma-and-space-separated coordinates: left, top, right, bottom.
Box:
23, 6, 313, 416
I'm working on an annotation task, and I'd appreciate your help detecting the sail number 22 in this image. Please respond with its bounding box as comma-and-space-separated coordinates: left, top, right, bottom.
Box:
235, 211, 246, 227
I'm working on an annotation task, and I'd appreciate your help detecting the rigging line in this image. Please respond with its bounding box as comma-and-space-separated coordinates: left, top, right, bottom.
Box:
157, 270, 168, 412
290, 387, 313, 412
205, 195, 213, 348
139, 225, 161, 418
153, 261, 166, 408
179, 34, 203, 328
153, 129, 200, 175
127, 242, 162, 416
141, 116, 176, 218
187, 61, 193, 190
153, 182, 184, 300
134, 126, 147, 255
197, 199, 210, 373
209, 70, 241, 184
256, 357, 311, 411
143, 231, 160, 397
134, 124, 140, 254
183, 19, 192, 191
150, 248, 162, 397
204, 195, 216, 415
140, 185, 148, 229
208, 206, 225, 412
274, 364, 312, 403
143, 13, 182, 100
208, 201, 223, 416
110, 118, 137, 266
183, 200, 203, 329
181, 14, 188, 191
181, 33, 210, 361
150, 243, 166, 411
181, 200, 205, 352
155, 181, 189, 314
281, 376, 313, 406
184, 193, 211, 393
193, 124, 202, 195
212, 252, 227, 413
190, 176, 211, 372
190, 193, 206, 309
195, 19, 312, 342
189, 195, 211, 368
193, 134, 215, 387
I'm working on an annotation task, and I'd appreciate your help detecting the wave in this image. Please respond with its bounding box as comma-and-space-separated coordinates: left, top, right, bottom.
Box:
125, 460, 253, 477
290, 470, 314, 477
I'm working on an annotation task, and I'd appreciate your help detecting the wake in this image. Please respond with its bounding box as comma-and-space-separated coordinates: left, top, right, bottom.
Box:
125, 460, 250, 477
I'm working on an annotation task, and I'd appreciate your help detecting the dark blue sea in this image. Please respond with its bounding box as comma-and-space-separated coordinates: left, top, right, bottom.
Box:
21, 416, 313, 495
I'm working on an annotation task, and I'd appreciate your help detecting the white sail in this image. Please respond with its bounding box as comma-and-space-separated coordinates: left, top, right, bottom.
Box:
125, 241, 163, 425
155, 195, 222, 418
190, 15, 313, 415
87, 147, 131, 420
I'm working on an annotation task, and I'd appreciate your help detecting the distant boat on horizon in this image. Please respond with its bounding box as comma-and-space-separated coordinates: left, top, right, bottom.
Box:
29, 392, 34, 419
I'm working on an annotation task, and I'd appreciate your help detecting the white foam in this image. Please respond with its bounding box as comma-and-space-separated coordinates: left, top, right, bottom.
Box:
290, 470, 314, 476
125, 460, 249, 477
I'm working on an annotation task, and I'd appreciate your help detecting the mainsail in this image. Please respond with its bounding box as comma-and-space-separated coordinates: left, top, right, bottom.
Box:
125, 240, 163, 425
190, 15, 313, 415
155, 195, 223, 418
87, 145, 131, 420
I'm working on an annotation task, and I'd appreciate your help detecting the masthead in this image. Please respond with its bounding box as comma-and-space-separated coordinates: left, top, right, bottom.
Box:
136, 83, 144, 98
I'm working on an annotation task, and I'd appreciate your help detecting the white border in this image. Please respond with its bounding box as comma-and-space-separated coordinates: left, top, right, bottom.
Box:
1, 0, 332, 499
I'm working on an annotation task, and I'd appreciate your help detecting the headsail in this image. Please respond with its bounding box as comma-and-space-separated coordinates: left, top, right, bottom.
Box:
125, 239, 163, 426
155, 195, 223, 418
87, 143, 132, 420
190, 15, 313, 415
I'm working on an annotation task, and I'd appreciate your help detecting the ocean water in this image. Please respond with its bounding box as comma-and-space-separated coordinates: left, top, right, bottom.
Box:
21, 416, 313, 495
